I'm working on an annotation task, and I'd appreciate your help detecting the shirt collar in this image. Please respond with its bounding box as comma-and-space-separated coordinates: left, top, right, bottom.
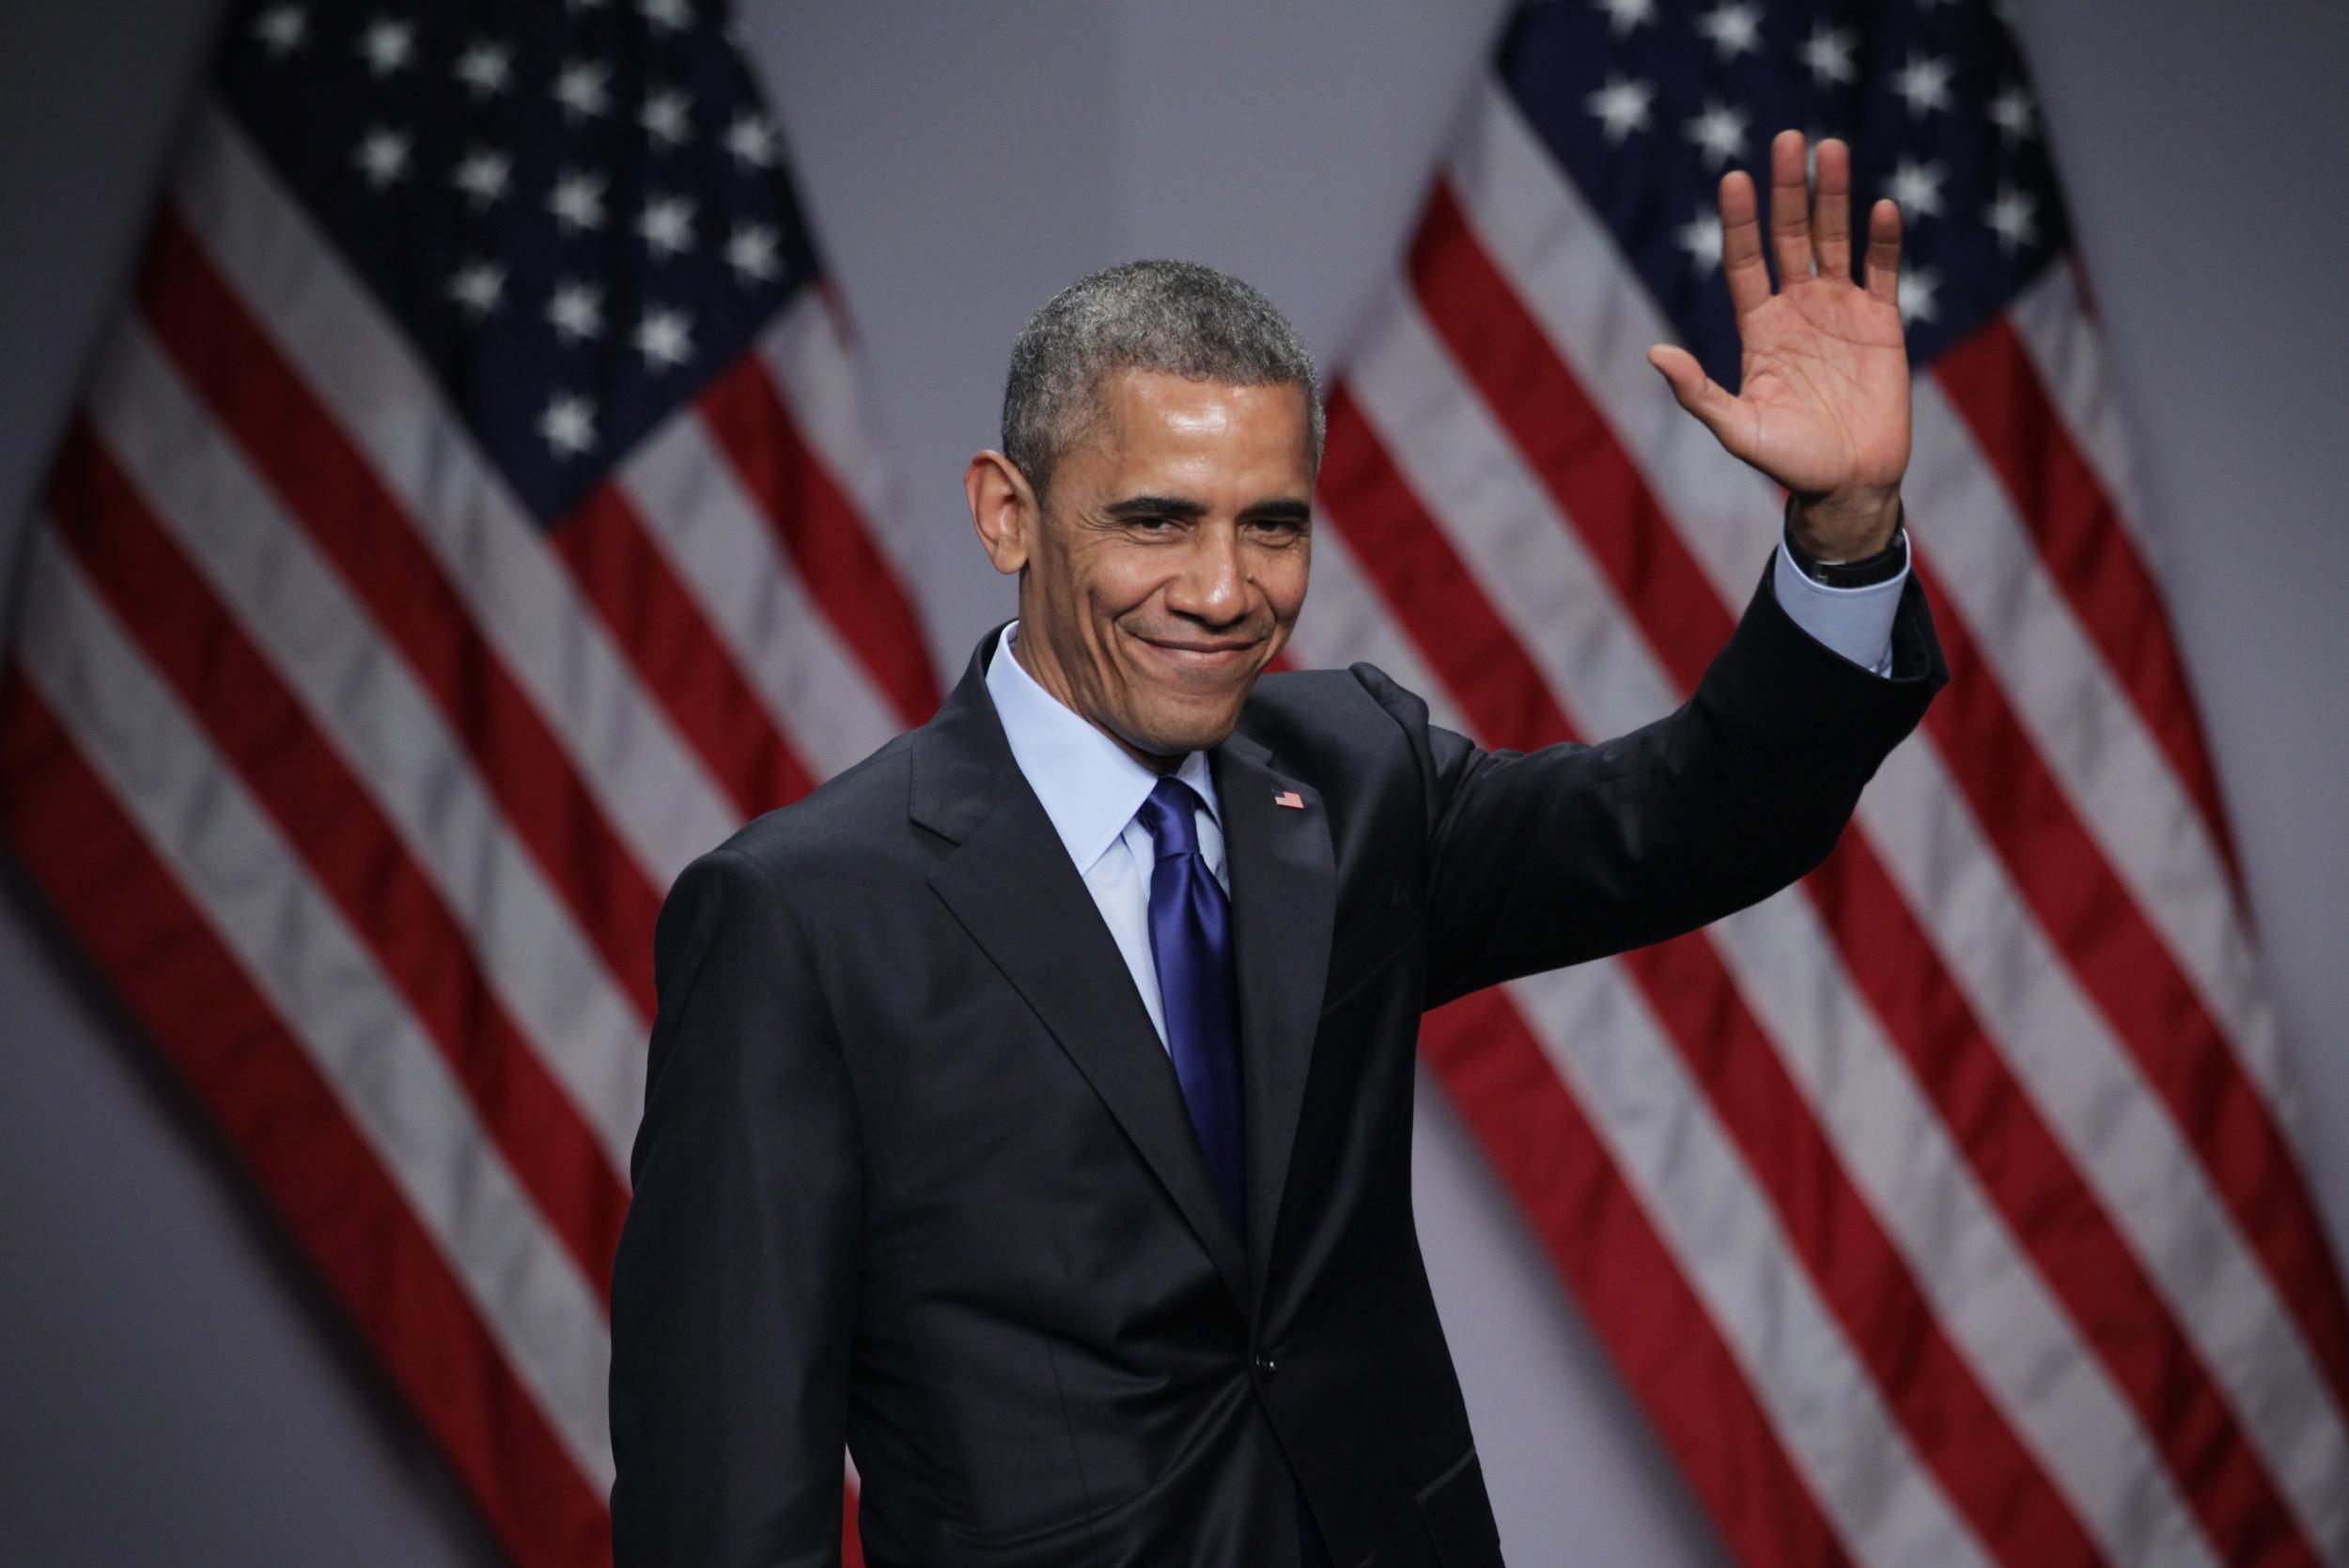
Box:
986, 621, 1221, 873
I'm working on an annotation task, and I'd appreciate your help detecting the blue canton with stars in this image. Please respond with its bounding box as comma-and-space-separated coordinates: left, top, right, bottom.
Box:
1500, 0, 2068, 392
220, 0, 820, 526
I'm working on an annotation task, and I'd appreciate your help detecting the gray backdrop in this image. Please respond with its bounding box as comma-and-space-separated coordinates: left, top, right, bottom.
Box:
3, 4, 2342, 1564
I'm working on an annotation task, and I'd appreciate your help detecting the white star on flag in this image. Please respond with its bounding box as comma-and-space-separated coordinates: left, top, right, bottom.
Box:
1695, 3, 1763, 61
1593, 0, 1656, 37
1888, 158, 1946, 221
1894, 52, 1953, 117
553, 58, 611, 119
1896, 264, 1941, 325
1990, 82, 2038, 143
251, 6, 305, 57
723, 223, 780, 285
351, 126, 412, 189
1675, 207, 1724, 275
356, 16, 415, 77
548, 169, 606, 232
545, 280, 604, 343
632, 306, 696, 369
1797, 24, 1856, 87
640, 87, 694, 147
454, 40, 513, 99
1683, 101, 1749, 169
445, 259, 505, 318
1585, 74, 1655, 144
1985, 184, 2039, 254
450, 148, 512, 210
724, 111, 779, 170
637, 194, 697, 258
537, 392, 597, 458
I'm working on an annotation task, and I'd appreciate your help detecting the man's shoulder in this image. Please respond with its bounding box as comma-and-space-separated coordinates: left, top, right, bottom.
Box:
699, 727, 924, 889
1236, 660, 1432, 767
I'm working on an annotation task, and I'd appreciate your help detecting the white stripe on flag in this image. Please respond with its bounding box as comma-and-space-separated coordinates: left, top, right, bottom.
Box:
86, 322, 648, 1169
176, 101, 737, 890
1510, 958, 1988, 1567
14, 530, 616, 1490
757, 290, 912, 589
620, 399, 905, 784
2003, 264, 2157, 561
1906, 380, 2282, 1104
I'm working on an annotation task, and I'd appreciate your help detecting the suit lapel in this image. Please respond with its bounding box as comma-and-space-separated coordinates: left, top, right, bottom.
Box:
1212, 734, 1336, 1307
914, 634, 1250, 1309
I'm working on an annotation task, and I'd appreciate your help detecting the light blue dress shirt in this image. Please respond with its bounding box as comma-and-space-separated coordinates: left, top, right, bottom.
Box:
986, 624, 1228, 1051
983, 554, 1903, 1049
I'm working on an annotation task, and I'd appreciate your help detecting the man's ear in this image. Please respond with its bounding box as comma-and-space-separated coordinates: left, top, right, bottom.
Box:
966, 450, 1039, 577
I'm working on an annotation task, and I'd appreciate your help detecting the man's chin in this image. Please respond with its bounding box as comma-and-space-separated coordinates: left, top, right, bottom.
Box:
1109, 697, 1250, 763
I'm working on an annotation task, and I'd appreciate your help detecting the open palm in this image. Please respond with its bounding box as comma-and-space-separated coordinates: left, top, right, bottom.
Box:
1649, 132, 1910, 557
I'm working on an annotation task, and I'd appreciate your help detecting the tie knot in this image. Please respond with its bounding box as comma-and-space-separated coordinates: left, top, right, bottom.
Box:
1136, 776, 1206, 861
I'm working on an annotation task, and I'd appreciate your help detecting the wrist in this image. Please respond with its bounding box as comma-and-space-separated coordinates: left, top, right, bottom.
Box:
1783, 496, 1906, 587
1787, 488, 1902, 562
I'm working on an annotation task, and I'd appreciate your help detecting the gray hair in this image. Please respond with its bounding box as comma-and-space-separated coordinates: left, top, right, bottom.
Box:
1001, 259, 1324, 503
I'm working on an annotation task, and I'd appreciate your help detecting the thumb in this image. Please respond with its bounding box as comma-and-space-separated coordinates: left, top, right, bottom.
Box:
1647, 344, 1746, 454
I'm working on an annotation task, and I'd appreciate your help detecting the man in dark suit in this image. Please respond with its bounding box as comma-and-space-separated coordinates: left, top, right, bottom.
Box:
610, 132, 1941, 1567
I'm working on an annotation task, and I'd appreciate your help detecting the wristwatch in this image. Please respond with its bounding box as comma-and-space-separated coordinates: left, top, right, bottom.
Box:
1783, 500, 1907, 588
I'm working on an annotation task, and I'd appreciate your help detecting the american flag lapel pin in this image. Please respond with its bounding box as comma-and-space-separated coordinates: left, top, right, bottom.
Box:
1273, 789, 1305, 810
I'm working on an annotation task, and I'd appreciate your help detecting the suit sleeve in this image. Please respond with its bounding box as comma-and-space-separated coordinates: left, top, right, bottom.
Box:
1379, 561, 1946, 1008
610, 847, 862, 1568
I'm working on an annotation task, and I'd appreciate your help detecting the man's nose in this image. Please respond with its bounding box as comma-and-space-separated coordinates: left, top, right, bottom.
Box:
1165, 523, 1249, 625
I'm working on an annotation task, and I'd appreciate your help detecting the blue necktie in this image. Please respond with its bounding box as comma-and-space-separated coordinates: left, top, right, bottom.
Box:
1138, 780, 1333, 1568
1136, 777, 1247, 1234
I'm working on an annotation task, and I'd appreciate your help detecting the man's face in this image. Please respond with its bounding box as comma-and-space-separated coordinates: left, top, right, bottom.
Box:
983, 369, 1314, 764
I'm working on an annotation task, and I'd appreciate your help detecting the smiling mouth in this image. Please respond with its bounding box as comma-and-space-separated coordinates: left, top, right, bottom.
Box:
1130, 632, 1261, 674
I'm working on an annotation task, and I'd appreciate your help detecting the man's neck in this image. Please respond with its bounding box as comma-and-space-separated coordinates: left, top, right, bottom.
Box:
1006, 622, 1186, 775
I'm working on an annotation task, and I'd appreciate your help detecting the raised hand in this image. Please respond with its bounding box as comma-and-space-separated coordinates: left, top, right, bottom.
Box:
1647, 130, 1909, 560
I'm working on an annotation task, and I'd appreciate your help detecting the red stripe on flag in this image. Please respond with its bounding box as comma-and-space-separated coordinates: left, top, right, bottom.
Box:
140, 210, 661, 1020
1408, 182, 2325, 1556
697, 360, 940, 728
1320, 396, 2103, 1562
1910, 551, 2349, 1418
1931, 323, 2243, 889
1408, 180, 1730, 693
48, 424, 627, 1296
1805, 833, 2314, 1562
1422, 989, 1852, 1568
554, 481, 818, 820
0, 670, 613, 1568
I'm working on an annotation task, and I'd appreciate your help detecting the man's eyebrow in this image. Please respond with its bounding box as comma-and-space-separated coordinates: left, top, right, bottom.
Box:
1101, 495, 1208, 520
1240, 498, 1313, 525
1098, 495, 1313, 524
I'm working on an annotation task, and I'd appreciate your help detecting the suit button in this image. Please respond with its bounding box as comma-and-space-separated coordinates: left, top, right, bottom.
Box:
1252, 1353, 1278, 1384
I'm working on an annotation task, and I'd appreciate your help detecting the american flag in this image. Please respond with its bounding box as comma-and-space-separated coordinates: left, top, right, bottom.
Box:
0, 1, 927, 1561
1287, 0, 2349, 1562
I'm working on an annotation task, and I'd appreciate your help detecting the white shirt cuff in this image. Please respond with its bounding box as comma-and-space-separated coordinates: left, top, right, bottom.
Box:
1772, 540, 1906, 677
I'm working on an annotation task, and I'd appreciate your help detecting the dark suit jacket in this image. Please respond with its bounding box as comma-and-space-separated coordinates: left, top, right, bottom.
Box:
609, 565, 1943, 1568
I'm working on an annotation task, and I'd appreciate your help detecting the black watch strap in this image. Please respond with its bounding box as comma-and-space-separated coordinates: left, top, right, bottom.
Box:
1783, 500, 1908, 588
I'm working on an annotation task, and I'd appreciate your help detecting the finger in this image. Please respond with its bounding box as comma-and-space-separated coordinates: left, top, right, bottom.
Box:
1647, 343, 1747, 455
1812, 136, 1852, 281
1717, 169, 1770, 317
1767, 129, 1813, 282
1863, 197, 1903, 306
